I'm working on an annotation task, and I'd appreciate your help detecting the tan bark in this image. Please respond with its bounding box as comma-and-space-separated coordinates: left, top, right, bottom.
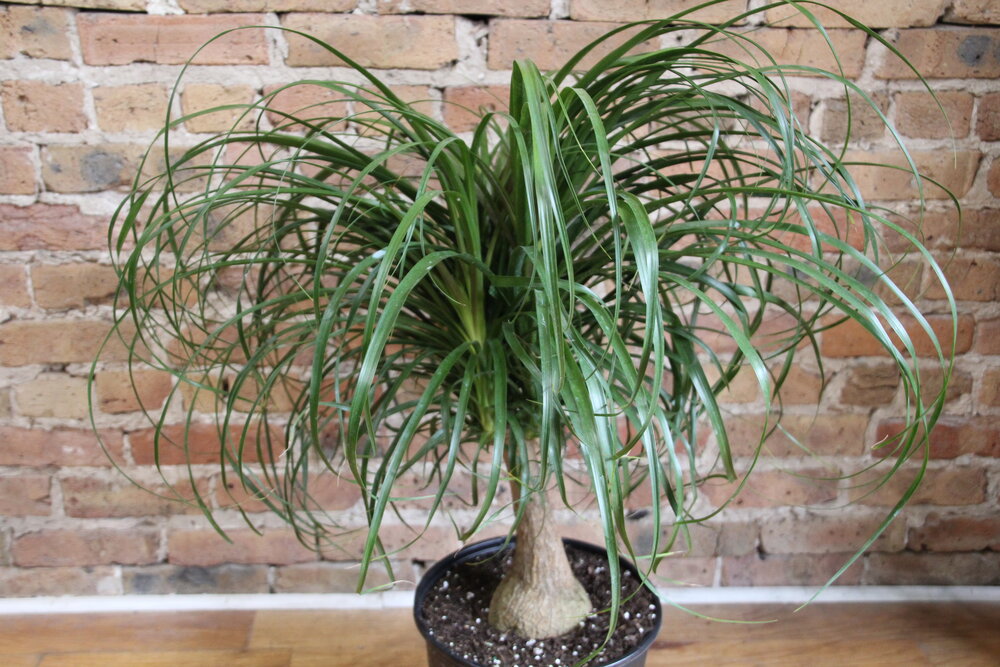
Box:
487, 492, 592, 638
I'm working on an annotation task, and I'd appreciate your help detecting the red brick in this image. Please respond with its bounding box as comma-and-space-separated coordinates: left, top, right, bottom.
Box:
895, 91, 974, 139
0, 6, 73, 60
129, 422, 283, 466
0, 265, 30, 308
13, 529, 159, 567
840, 149, 980, 200
976, 317, 1000, 354
764, 0, 945, 28
95, 369, 173, 415
0, 426, 123, 467
62, 476, 206, 518
182, 0, 352, 10
0, 475, 50, 515
888, 208, 1000, 253
0, 204, 107, 252
925, 256, 1000, 302
910, 513, 1000, 552
877, 28, 1000, 79
726, 413, 870, 457
0, 146, 35, 195
217, 474, 360, 513
0, 566, 118, 597
980, 368, 1000, 407
78, 14, 268, 66
840, 363, 900, 405
443, 85, 509, 132
379, 0, 548, 17
875, 416, 1000, 459
849, 466, 987, 506
820, 93, 889, 144
2, 80, 86, 133
169, 529, 316, 566
721, 553, 863, 586
263, 82, 349, 130
761, 515, 906, 554
702, 468, 837, 509
283, 14, 457, 70
0, 319, 129, 365
488, 20, 654, 71
572, 0, 744, 23
976, 92, 1000, 141
821, 314, 974, 358
945, 0, 1000, 25
987, 160, 1000, 198
31, 263, 120, 309
865, 551, 1000, 584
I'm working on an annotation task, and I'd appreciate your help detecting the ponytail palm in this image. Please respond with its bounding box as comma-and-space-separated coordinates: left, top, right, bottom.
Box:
97, 1, 954, 644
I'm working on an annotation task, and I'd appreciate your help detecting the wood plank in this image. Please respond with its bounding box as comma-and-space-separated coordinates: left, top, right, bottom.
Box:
39, 650, 290, 667
0, 611, 254, 654
648, 639, 929, 666
0, 656, 40, 667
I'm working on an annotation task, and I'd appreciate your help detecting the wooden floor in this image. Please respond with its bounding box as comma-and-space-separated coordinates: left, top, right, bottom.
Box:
0, 602, 997, 666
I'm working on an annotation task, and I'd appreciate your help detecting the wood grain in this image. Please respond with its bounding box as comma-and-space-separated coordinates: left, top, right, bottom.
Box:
0, 603, 995, 666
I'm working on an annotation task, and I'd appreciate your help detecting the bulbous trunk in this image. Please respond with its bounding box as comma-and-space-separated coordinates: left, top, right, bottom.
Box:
487, 492, 592, 638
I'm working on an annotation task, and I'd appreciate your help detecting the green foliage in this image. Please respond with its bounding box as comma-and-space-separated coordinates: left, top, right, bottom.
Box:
94, 0, 954, 619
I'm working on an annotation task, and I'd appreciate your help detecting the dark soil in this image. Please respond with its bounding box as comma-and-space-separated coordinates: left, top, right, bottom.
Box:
419, 543, 660, 666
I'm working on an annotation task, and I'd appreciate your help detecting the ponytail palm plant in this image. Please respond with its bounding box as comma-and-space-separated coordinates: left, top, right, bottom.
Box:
96, 0, 954, 643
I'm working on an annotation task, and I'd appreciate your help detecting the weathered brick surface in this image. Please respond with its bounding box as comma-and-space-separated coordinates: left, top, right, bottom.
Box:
488, 20, 654, 71
821, 314, 975, 358
711, 28, 869, 78
182, 84, 258, 133
875, 417, 1000, 459
62, 476, 205, 518
2, 80, 86, 133
702, 468, 838, 509
865, 552, 1000, 585
443, 85, 510, 132
572, 0, 746, 23
77, 14, 268, 66
40, 144, 139, 193
379, 0, 548, 17
274, 561, 397, 593
977, 92, 1000, 140
895, 91, 974, 139
0, 204, 108, 251
0, 146, 35, 195
761, 515, 906, 554
14, 373, 89, 419
0, 319, 129, 366
32, 263, 120, 309
0, 475, 51, 516
169, 528, 316, 566
93, 84, 170, 133
182, 0, 353, 11
764, 1, 946, 28
910, 513, 1000, 551
877, 28, 1000, 79
0, 6, 73, 60
0, 566, 118, 597
849, 466, 987, 506
0, 426, 123, 467
283, 14, 458, 69
94, 369, 173, 415
840, 149, 981, 200
722, 553, 863, 586
122, 564, 270, 594
726, 413, 870, 457
0, 265, 30, 308
945, 0, 1000, 25
13, 529, 159, 567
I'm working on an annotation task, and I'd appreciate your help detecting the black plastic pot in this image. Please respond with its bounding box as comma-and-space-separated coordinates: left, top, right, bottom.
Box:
414, 536, 662, 667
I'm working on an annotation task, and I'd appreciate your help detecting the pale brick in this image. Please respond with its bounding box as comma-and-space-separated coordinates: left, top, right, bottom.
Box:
488, 20, 654, 71
0, 146, 34, 195
123, 564, 269, 594
702, 468, 837, 509
820, 93, 889, 144
976, 92, 1000, 141
62, 476, 205, 518
895, 91, 974, 140
283, 14, 457, 70
0, 265, 30, 307
95, 369, 173, 415
648, 557, 716, 588
78, 13, 268, 66
182, 0, 353, 10
0, 566, 118, 597
13, 529, 159, 567
0, 426, 123, 467
722, 552, 863, 586
877, 28, 1000, 79
911, 514, 1000, 552
764, 0, 946, 28
169, 529, 316, 566
710, 28, 868, 78
263, 82, 349, 130
839, 149, 980, 200
727, 413, 870, 457
822, 314, 974, 358
32, 263, 120, 309
981, 368, 1000, 407
41, 144, 139, 193
0, 6, 72, 60
945, 0, 1000, 25
849, 466, 987, 506
378, 0, 548, 17
39, 0, 145, 9
0, 475, 50, 516
274, 561, 397, 593
865, 552, 1000, 585
14, 373, 88, 419
182, 84, 257, 134
926, 256, 1000, 302
443, 85, 509, 132
761, 515, 906, 554
2, 80, 86, 133
571, 0, 745, 23
0, 204, 107, 251
0, 319, 130, 365
93, 84, 170, 133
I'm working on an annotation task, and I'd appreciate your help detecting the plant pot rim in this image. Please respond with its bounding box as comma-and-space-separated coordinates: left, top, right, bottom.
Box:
414, 536, 663, 667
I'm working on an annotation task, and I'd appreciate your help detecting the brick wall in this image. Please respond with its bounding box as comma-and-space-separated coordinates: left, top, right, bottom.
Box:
0, 0, 997, 597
